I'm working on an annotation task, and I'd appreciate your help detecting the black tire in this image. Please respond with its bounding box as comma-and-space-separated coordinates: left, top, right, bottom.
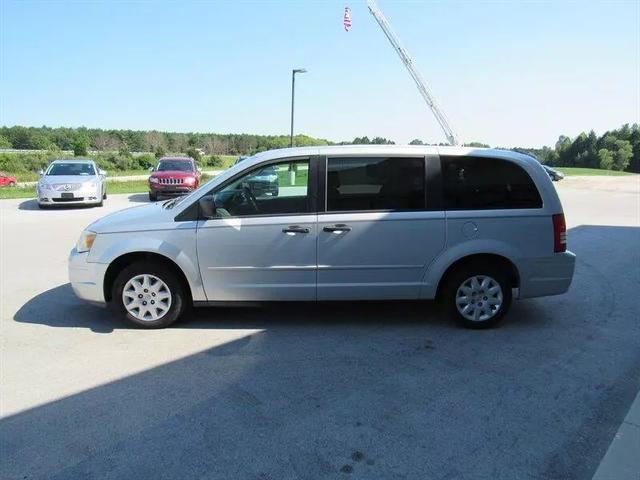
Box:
149, 192, 157, 202
9, 181, 16, 187
440, 261, 512, 329
103, 190, 107, 200
112, 261, 187, 328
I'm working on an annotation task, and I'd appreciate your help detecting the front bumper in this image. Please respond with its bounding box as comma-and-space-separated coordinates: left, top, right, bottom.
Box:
149, 184, 195, 196
68, 248, 108, 305
38, 187, 102, 205
518, 251, 576, 299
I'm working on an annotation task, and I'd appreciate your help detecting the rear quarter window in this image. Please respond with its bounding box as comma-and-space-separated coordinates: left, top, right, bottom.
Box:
441, 155, 542, 210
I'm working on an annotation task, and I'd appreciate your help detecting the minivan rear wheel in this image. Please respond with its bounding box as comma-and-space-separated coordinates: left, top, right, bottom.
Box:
441, 262, 512, 329
112, 261, 186, 328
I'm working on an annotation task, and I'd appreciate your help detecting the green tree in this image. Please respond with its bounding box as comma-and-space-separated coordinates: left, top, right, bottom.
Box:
612, 140, 632, 171
597, 149, 614, 170
118, 142, 131, 157
0, 135, 11, 148
371, 136, 394, 144
8, 126, 33, 149
409, 139, 424, 145
154, 145, 166, 159
72, 136, 90, 156
186, 147, 201, 162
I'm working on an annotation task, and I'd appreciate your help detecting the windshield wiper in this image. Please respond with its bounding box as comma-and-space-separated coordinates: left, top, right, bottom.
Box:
163, 197, 185, 209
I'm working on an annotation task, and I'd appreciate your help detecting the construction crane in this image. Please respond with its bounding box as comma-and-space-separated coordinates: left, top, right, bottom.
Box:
366, 0, 460, 146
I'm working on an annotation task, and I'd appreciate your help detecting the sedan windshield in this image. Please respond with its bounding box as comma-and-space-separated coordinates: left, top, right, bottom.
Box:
157, 161, 193, 172
47, 163, 95, 176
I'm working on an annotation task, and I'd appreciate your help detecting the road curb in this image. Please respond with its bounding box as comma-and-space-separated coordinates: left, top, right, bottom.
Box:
592, 390, 640, 480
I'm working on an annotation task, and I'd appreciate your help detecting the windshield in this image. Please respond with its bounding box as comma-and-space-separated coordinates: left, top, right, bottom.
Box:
46, 163, 96, 176
163, 154, 257, 210
157, 161, 193, 172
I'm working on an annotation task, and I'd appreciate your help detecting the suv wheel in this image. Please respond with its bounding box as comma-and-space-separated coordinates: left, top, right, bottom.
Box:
112, 261, 186, 328
149, 192, 157, 202
441, 262, 512, 329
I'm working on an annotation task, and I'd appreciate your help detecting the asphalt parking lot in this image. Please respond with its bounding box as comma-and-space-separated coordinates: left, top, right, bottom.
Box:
1, 179, 639, 480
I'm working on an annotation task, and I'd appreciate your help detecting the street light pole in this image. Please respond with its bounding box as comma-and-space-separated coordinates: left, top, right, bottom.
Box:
290, 68, 307, 148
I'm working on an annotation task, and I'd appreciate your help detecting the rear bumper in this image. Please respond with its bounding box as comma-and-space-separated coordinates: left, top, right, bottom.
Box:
68, 248, 108, 305
518, 251, 576, 299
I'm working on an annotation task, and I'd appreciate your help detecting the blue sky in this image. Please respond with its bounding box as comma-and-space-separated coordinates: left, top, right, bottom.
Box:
1, 0, 638, 147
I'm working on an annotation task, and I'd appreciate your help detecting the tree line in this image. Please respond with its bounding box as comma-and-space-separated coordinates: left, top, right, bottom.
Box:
408, 124, 638, 173
0, 126, 333, 158
0, 124, 638, 173
510, 124, 639, 172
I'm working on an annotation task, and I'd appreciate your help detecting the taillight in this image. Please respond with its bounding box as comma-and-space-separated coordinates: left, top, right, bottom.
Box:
552, 214, 566, 253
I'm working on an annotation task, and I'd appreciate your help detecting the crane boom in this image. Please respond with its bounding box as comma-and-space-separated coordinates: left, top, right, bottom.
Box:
366, 0, 460, 146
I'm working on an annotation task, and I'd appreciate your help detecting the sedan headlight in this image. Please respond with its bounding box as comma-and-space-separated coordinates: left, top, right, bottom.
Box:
76, 230, 97, 253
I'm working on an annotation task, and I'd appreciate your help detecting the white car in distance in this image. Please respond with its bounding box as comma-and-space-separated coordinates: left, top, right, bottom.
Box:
37, 159, 107, 209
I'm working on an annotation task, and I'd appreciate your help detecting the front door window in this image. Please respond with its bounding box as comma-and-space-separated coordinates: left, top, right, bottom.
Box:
212, 159, 310, 217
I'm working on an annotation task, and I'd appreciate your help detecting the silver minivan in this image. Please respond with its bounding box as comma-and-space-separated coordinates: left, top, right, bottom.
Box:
69, 146, 575, 329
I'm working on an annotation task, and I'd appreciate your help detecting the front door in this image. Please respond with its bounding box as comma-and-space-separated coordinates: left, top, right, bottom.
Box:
197, 158, 317, 301
317, 156, 446, 300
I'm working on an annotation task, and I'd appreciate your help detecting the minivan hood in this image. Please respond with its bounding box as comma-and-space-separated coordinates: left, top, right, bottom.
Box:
87, 202, 175, 234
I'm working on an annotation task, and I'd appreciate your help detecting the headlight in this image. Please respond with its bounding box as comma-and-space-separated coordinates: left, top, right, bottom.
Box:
38, 182, 50, 190
183, 177, 196, 185
149, 177, 159, 184
76, 230, 97, 253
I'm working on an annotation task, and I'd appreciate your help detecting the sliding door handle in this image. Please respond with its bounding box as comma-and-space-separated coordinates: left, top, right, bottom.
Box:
282, 226, 310, 234
323, 224, 351, 233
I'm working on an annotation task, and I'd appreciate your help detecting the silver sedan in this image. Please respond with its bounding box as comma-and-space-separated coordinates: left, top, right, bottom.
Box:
37, 159, 107, 209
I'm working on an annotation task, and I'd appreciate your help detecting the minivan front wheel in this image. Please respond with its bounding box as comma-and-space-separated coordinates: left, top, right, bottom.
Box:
112, 262, 186, 328
441, 264, 512, 329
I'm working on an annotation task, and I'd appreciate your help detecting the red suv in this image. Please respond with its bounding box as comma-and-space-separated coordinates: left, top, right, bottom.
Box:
148, 157, 201, 201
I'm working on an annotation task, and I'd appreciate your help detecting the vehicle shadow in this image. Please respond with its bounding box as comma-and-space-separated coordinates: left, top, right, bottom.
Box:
127, 193, 150, 203
17, 199, 39, 210
13, 282, 457, 333
13, 284, 130, 333
18, 199, 96, 211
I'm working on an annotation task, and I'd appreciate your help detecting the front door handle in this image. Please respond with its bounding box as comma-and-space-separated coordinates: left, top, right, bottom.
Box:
323, 224, 351, 233
282, 225, 310, 234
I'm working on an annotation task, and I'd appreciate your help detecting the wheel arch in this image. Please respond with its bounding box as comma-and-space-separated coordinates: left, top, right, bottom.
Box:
435, 253, 520, 300
103, 252, 193, 304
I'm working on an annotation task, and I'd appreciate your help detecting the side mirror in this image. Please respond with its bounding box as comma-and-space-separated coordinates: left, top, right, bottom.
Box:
99, 169, 106, 176
38, 169, 44, 176
198, 195, 216, 219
